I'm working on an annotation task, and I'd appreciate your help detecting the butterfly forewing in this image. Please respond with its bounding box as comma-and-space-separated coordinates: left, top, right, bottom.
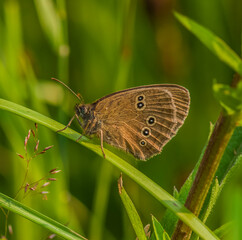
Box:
92, 85, 190, 160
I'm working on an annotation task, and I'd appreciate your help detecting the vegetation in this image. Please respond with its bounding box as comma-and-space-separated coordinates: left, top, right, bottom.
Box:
0, 1, 241, 239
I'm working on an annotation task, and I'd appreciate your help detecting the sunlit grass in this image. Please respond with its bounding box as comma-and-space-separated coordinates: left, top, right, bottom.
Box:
0, 0, 241, 239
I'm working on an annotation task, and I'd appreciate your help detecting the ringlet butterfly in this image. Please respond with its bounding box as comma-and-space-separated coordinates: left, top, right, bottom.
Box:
53, 78, 190, 160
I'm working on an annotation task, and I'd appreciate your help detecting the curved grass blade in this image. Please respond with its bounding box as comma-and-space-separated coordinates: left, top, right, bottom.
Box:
0, 192, 86, 240
0, 98, 219, 240
174, 11, 242, 76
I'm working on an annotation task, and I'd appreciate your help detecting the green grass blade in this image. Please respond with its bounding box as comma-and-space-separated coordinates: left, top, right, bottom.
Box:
0, 192, 86, 240
160, 137, 209, 235
152, 215, 170, 240
0, 98, 219, 240
174, 11, 242, 76
198, 127, 242, 223
89, 161, 113, 240
214, 222, 232, 239
118, 177, 147, 240
34, 0, 62, 51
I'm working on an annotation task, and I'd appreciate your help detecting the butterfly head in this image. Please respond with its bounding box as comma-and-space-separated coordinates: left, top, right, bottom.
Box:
75, 104, 93, 121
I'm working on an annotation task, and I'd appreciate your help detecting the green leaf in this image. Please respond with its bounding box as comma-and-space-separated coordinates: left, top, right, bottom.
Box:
214, 222, 232, 239
161, 120, 241, 239
173, 186, 179, 199
174, 11, 242, 76
163, 232, 171, 240
161, 139, 209, 235
118, 179, 147, 240
0, 98, 219, 240
191, 127, 242, 239
213, 81, 242, 115
152, 215, 171, 240
0, 192, 86, 240
197, 178, 220, 228
215, 127, 242, 184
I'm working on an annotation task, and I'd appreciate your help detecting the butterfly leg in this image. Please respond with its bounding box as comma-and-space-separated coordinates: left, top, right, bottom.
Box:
76, 118, 92, 142
75, 113, 85, 141
100, 129, 106, 159
57, 114, 76, 132
76, 134, 83, 142
75, 113, 83, 128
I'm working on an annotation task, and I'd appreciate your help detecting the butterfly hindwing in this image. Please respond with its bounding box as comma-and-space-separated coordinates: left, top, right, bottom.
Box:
92, 85, 190, 160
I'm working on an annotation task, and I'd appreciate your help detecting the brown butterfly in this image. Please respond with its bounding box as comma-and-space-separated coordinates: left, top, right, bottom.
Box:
53, 78, 190, 160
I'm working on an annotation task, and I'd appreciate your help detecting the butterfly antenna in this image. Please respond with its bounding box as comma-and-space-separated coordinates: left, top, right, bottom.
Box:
51, 78, 83, 102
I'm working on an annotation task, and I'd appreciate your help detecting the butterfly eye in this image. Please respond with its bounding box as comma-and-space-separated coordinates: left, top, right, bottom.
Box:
147, 116, 156, 126
139, 140, 147, 146
80, 106, 87, 115
142, 127, 151, 137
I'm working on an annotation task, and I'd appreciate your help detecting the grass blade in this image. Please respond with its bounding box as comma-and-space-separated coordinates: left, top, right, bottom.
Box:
0, 192, 86, 240
152, 215, 170, 240
118, 175, 147, 240
0, 98, 219, 240
174, 11, 242, 76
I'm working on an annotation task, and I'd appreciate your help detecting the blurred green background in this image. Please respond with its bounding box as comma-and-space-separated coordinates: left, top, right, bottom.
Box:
0, 0, 241, 239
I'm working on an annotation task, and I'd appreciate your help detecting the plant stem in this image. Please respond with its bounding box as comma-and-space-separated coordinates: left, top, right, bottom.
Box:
172, 75, 241, 240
